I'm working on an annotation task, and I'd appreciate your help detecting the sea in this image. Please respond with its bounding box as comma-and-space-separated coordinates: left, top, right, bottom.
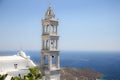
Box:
0, 51, 120, 80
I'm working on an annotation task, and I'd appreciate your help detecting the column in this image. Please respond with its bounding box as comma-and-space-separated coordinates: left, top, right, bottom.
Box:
46, 26, 47, 33
44, 40, 46, 49
51, 40, 53, 50
56, 40, 58, 50
50, 25, 52, 34
53, 40, 54, 50
49, 40, 51, 50
56, 54, 60, 68
46, 40, 48, 49
56, 26, 58, 35
42, 26, 44, 34
47, 40, 49, 50
53, 40, 56, 50
42, 40, 44, 50
49, 54, 52, 70
41, 55, 45, 65
47, 26, 49, 33
53, 26, 54, 33
46, 40, 47, 50
44, 26, 46, 32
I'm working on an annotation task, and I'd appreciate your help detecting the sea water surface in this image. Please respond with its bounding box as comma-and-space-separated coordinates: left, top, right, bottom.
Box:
0, 51, 120, 80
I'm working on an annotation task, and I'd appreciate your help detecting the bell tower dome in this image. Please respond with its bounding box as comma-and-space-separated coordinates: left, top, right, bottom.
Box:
45, 7, 55, 19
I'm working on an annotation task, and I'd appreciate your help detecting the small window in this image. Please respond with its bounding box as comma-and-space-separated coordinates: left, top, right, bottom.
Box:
14, 64, 18, 69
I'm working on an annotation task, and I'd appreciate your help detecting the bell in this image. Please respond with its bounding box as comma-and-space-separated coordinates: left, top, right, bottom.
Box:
52, 56, 54, 58
51, 42, 53, 44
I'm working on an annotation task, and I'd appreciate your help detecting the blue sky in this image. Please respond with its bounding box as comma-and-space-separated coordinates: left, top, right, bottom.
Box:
0, 0, 120, 51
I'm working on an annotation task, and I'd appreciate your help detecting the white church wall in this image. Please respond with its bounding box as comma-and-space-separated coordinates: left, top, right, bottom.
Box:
0, 60, 27, 73
0, 51, 36, 74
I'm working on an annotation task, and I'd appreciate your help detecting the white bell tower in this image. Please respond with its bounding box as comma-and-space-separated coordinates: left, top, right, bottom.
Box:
41, 6, 60, 80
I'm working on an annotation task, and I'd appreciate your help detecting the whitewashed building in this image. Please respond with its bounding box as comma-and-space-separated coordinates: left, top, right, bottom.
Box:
0, 51, 36, 79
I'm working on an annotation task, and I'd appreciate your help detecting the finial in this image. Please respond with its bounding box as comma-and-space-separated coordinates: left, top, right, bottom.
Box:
47, 0, 51, 7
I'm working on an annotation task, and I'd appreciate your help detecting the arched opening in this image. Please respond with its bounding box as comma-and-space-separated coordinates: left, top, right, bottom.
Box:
45, 55, 48, 65
52, 55, 56, 65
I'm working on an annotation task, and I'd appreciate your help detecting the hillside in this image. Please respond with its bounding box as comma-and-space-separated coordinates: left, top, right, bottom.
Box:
60, 67, 103, 80
36, 64, 103, 80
